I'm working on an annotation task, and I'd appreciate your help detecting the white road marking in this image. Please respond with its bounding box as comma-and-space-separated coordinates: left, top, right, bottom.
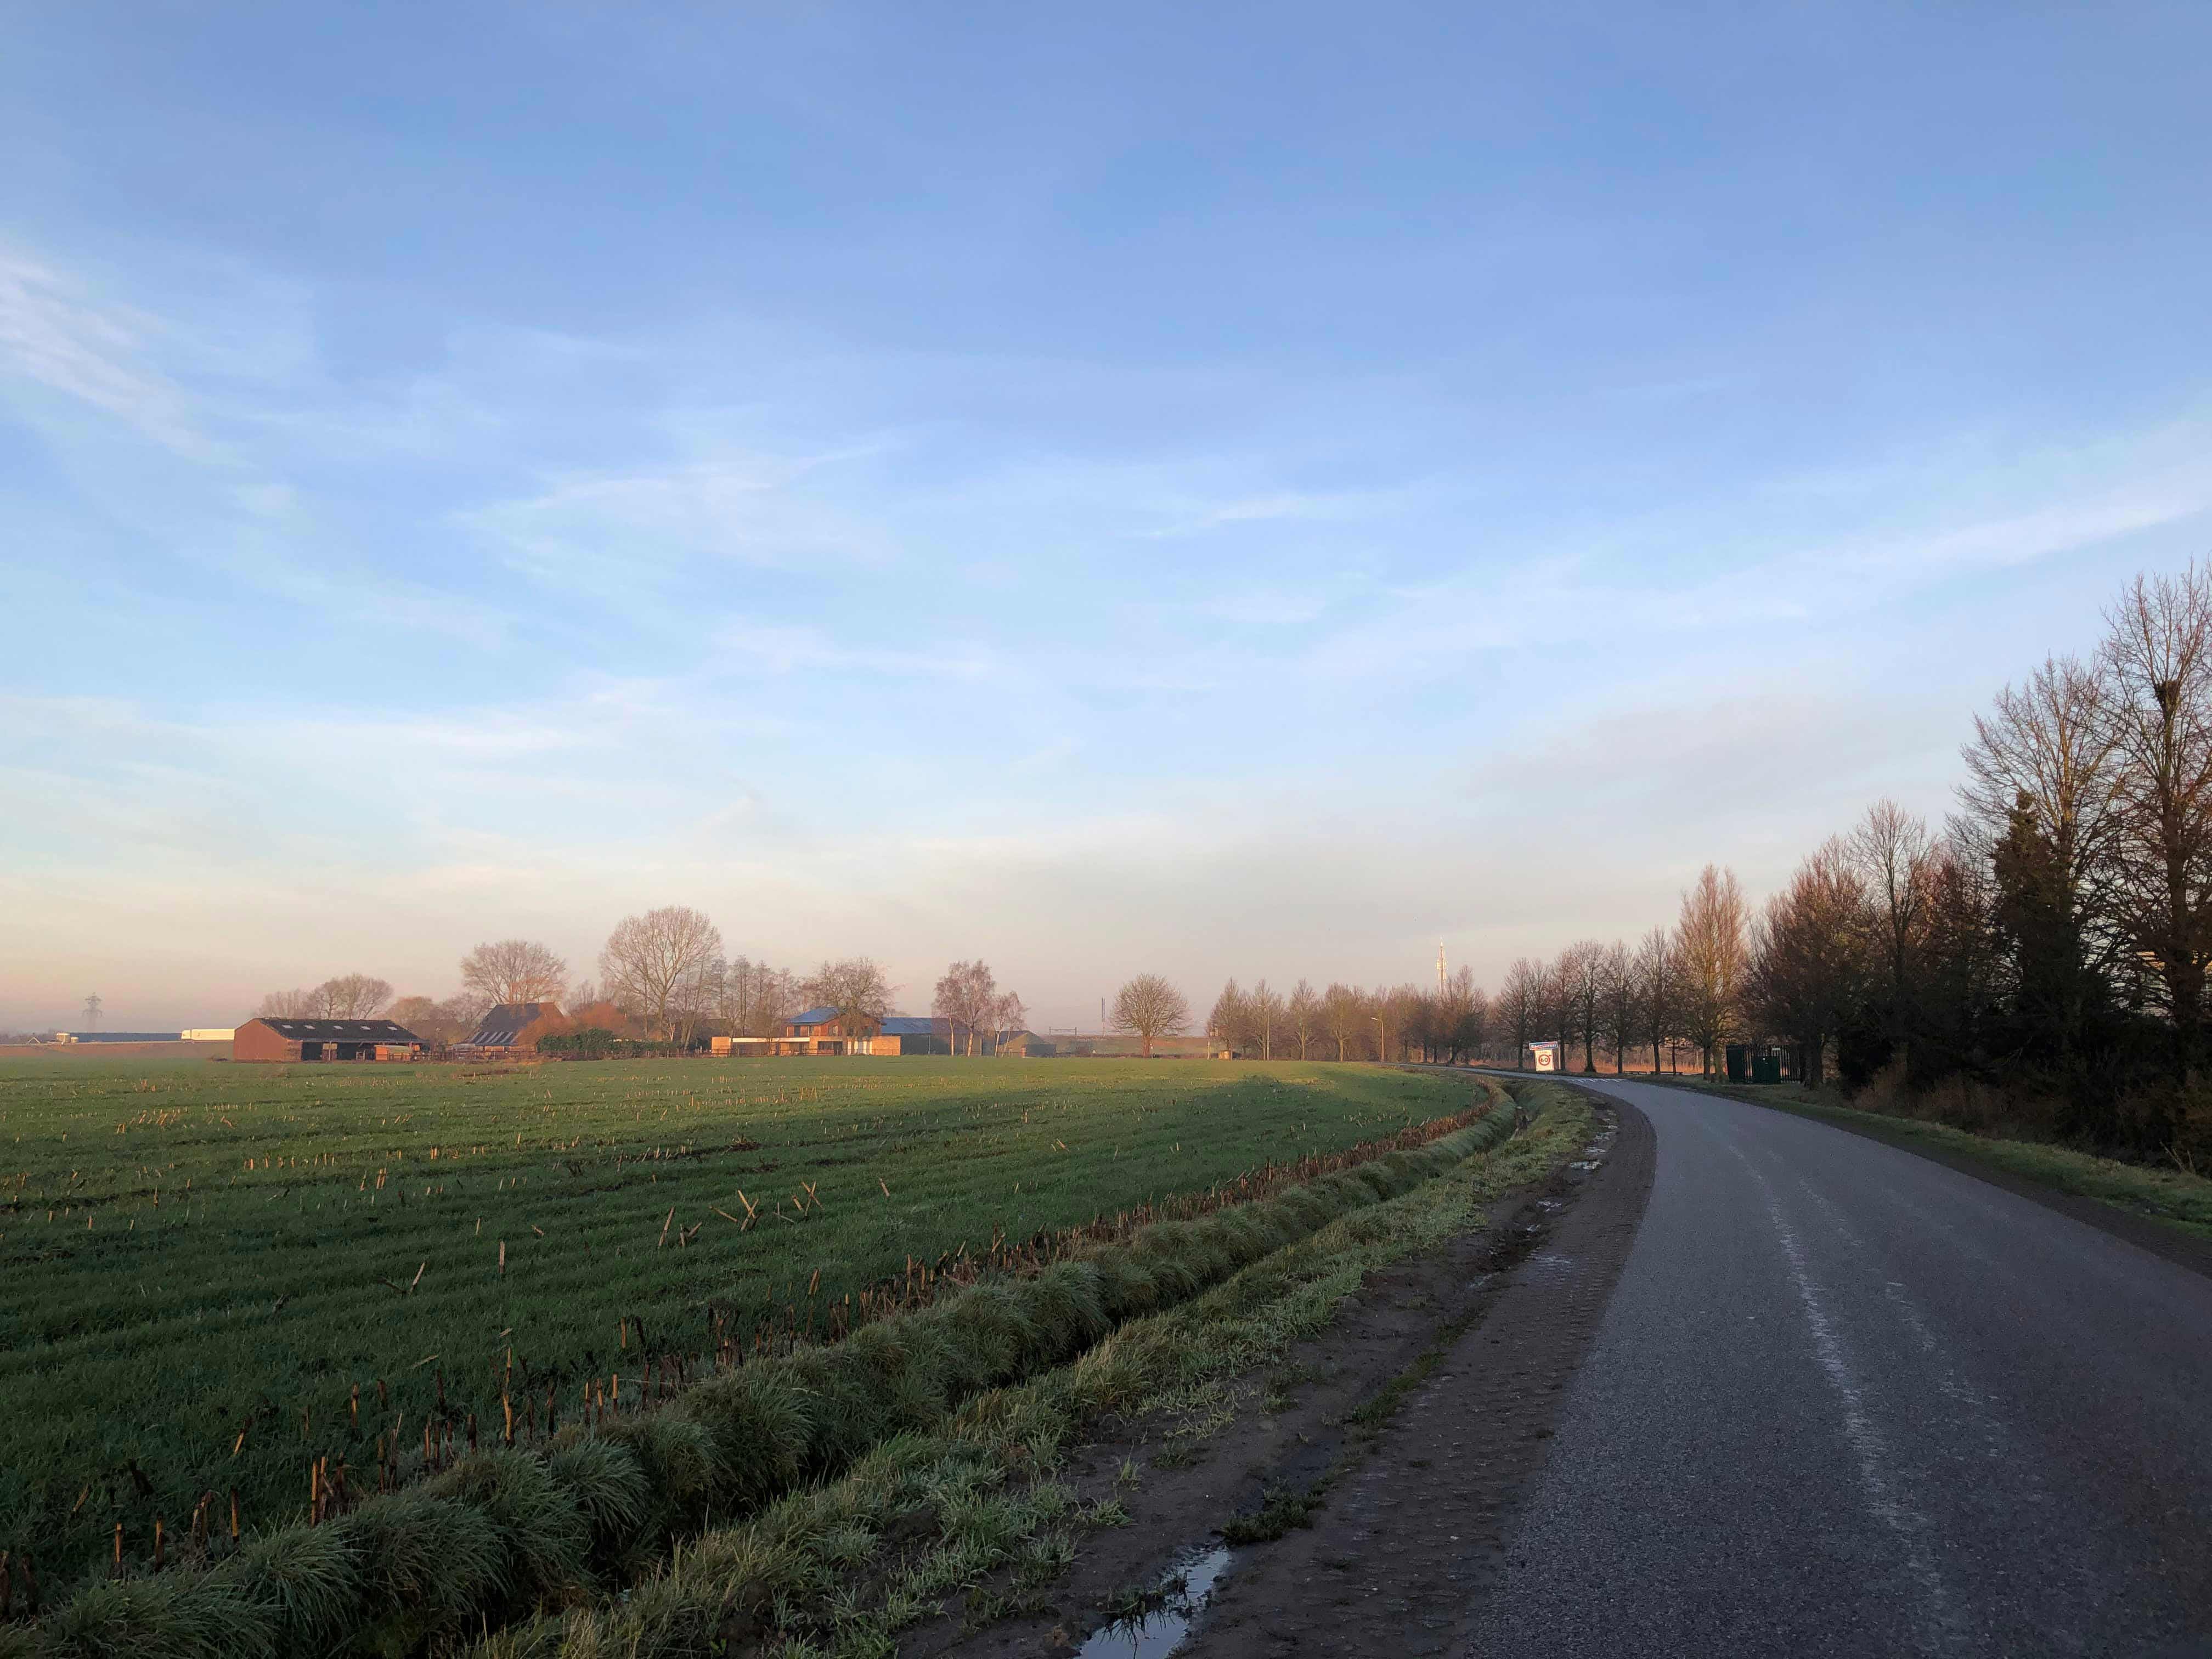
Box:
1725, 1141, 1965, 1653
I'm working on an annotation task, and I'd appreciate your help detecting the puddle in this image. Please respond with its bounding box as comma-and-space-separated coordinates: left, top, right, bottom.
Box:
1077, 1544, 1237, 1658
1519, 1248, 1578, 1280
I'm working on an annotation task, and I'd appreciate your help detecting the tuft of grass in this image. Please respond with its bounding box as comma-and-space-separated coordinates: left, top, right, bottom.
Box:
1220, 1480, 1325, 1545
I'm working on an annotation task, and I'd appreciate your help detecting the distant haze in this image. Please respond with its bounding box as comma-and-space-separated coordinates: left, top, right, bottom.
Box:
4, 5, 2210, 1030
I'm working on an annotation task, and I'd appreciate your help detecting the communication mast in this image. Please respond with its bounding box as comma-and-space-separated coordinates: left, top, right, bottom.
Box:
1436, 943, 1447, 992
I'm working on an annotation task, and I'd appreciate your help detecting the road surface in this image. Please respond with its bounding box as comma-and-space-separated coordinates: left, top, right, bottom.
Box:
1464, 1077, 2212, 1657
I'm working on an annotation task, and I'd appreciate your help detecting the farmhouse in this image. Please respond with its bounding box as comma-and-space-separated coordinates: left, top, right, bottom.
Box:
232, 1018, 423, 1063
709, 1010, 953, 1057
461, 1002, 565, 1051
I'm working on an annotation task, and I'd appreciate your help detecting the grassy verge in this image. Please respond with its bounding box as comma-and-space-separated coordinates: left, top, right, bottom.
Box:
456, 1080, 1590, 1659
1, 1088, 1537, 1658
1636, 1073, 2212, 1243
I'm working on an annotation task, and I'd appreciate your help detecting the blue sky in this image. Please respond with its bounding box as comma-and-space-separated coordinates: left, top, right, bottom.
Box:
4, 3, 2210, 1030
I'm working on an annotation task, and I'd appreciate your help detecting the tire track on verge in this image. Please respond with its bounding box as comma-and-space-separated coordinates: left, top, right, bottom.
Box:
1193, 1088, 1657, 1658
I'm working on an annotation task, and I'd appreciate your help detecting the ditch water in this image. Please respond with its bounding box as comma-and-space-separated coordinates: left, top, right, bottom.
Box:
1076, 1544, 1238, 1658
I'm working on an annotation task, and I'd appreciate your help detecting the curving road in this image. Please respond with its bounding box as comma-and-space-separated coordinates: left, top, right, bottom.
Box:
1463, 1077, 2212, 1658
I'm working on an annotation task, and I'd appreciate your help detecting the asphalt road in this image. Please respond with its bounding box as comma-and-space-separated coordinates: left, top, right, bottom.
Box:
1462, 1077, 2212, 1658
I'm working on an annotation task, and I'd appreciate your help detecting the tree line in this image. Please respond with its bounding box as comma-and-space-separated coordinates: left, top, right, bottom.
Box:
251, 909, 1048, 1054
1510, 562, 2212, 1163
1205, 976, 1486, 1063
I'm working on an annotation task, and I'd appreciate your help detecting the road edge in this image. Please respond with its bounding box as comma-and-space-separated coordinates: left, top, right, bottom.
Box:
1590, 1071, 2212, 1284
1188, 1083, 1660, 1657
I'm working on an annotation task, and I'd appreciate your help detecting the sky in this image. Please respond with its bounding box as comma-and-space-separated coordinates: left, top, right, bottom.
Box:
4, 3, 2210, 1032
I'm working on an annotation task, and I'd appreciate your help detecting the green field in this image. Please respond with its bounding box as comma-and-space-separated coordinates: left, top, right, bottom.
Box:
0, 1054, 1480, 1587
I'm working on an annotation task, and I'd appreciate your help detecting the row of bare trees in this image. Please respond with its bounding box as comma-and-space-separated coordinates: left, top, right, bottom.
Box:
1492, 867, 1746, 1082
1504, 562, 2212, 1157
1206, 978, 1466, 1062
1741, 564, 2212, 1152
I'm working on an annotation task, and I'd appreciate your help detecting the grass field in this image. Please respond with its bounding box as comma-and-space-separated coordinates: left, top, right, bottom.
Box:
0, 1054, 1482, 1588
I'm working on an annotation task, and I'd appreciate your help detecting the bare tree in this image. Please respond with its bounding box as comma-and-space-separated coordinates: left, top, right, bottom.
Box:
2101, 564, 2212, 1082
1598, 941, 1636, 1074
1111, 974, 1190, 1057
1676, 865, 1749, 1076
992, 989, 1027, 1050
1249, 979, 1285, 1060
710, 956, 799, 1039
1430, 966, 1483, 1063
1746, 838, 1871, 1087
933, 960, 1000, 1056
312, 975, 394, 1018
1852, 799, 1934, 1073
1453, 975, 1490, 1063
1287, 979, 1321, 1059
1633, 926, 1679, 1073
1405, 990, 1440, 1062
388, 994, 473, 1047
1498, 957, 1543, 1063
1321, 982, 1369, 1060
1958, 653, 2126, 1063
599, 906, 724, 1040
1557, 941, 1606, 1073
1378, 983, 1424, 1064
803, 958, 895, 1037
1207, 979, 1252, 1053
256, 988, 321, 1019
459, 940, 568, 1008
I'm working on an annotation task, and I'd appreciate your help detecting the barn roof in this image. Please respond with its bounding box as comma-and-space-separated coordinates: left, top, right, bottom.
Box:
880, 1016, 950, 1037
253, 1018, 421, 1042
466, 1003, 560, 1046
787, 1007, 841, 1028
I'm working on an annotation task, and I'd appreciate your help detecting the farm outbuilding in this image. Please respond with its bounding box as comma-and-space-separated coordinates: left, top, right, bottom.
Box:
747, 1009, 953, 1056
461, 1003, 565, 1051
232, 1018, 423, 1063
877, 1016, 952, 1056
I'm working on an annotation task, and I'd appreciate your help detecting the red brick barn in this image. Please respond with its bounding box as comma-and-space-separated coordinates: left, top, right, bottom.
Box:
232, 1018, 424, 1063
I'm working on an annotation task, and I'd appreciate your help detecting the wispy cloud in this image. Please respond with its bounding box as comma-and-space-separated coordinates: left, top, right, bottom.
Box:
1142, 487, 1405, 539
0, 248, 216, 458
470, 455, 902, 596
714, 622, 994, 681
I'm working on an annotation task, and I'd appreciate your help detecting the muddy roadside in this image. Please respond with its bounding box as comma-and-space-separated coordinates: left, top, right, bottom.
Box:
910, 1085, 1655, 1657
